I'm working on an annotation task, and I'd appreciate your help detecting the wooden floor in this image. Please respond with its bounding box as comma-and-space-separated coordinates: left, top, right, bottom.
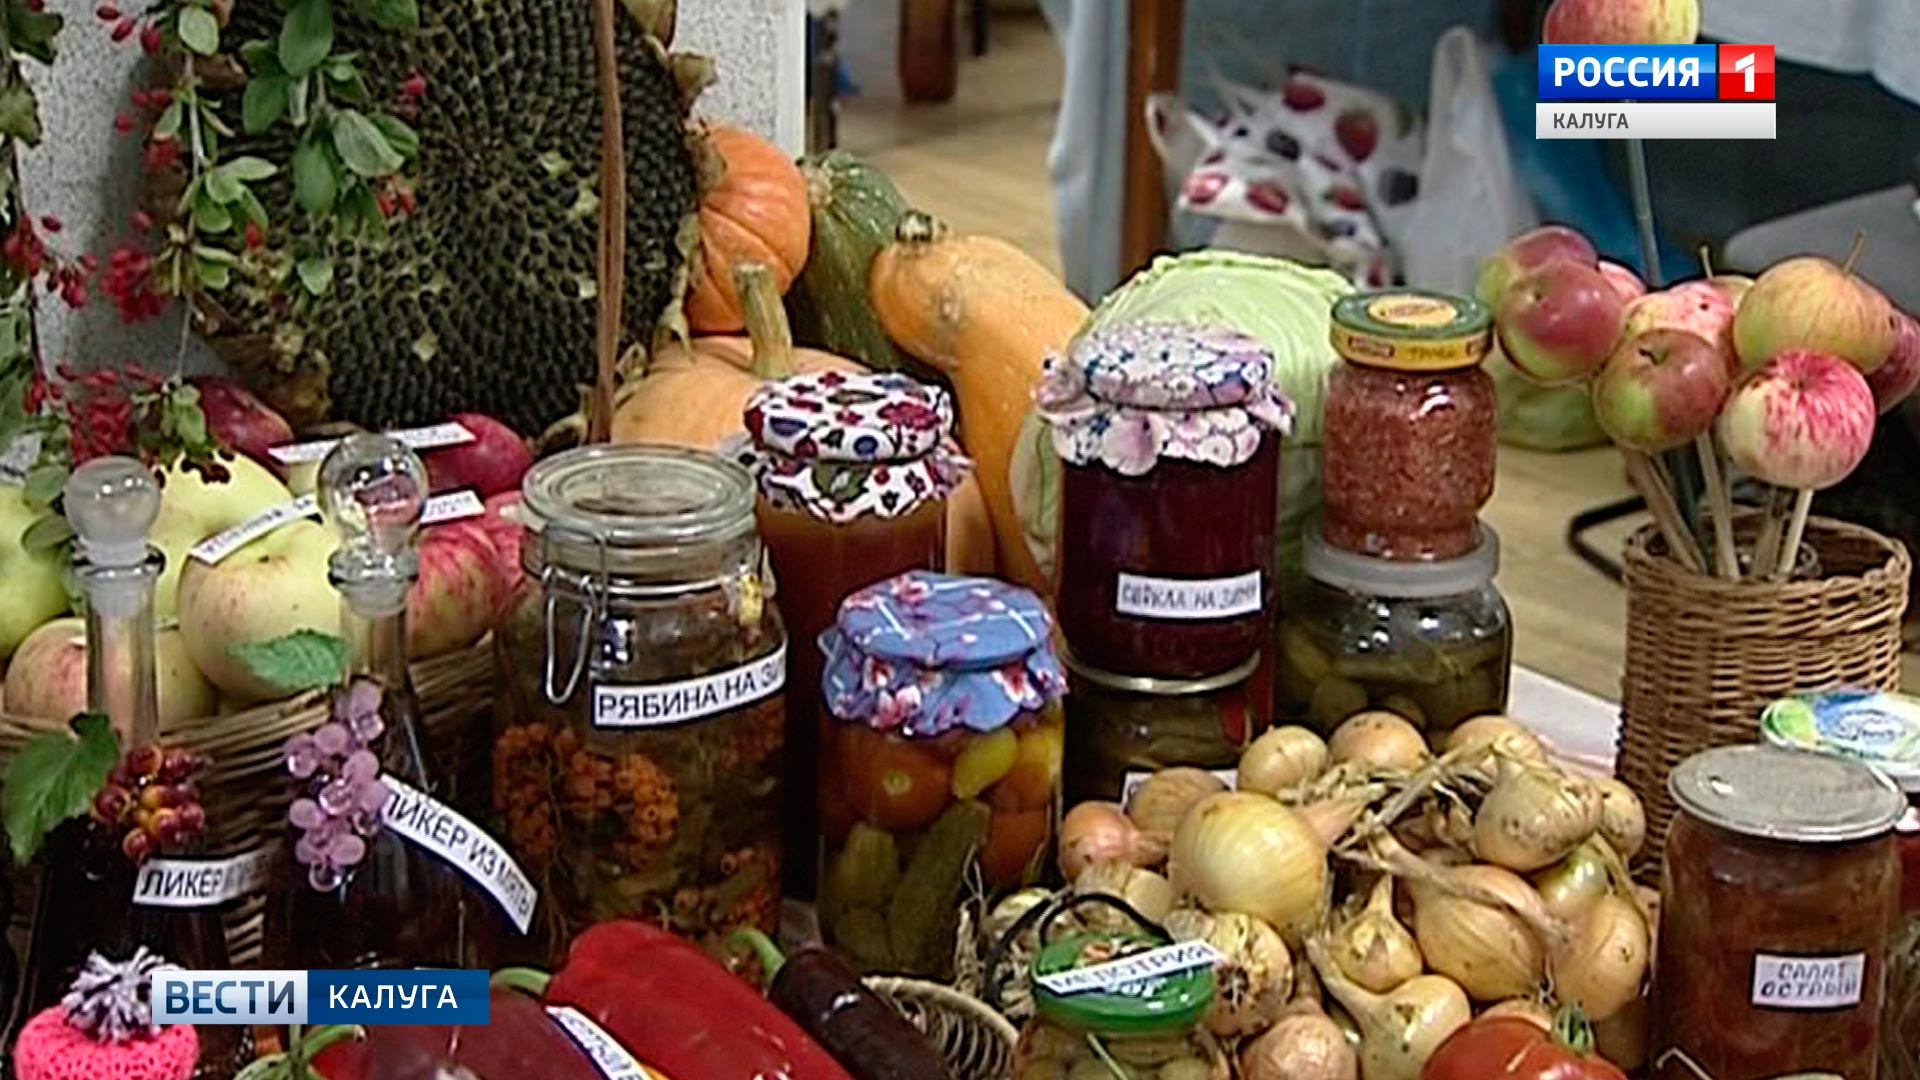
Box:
838, 14, 1915, 703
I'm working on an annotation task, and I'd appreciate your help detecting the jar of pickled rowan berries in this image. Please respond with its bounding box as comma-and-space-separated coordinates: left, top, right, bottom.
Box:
495, 445, 787, 963
1037, 321, 1294, 679
817, 571, 1066, 979
1323, 290, 1495, 561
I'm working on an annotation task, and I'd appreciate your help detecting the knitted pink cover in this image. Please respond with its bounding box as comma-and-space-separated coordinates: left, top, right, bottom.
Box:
13, 1008, 199, 1080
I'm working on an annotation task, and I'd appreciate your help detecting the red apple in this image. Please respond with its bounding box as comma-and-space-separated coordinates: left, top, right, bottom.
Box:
1591, 329, 1732, 452
4, 618, 216, 727
409, 519, 503, 659
1598, 260, 1647, 303
422, 412, 533, 498
1544, 0, 1699, 45
478, 491, 527, 611
1708, 274, 1756, 309
1476, 224, 1599, 307
1496, 260, 1626, 385
1732, 257, 1896, 375
1719, 349, 1876, 490
1868, 310, 1920, 414
188, 375, 294, 471
1622, 281, 1737, 371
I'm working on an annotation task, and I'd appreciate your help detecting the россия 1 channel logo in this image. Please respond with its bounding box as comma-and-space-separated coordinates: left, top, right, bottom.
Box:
1536, 44, 1776, 140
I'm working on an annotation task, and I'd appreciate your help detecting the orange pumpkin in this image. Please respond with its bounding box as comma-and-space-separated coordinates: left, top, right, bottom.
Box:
685, 125, 811, 334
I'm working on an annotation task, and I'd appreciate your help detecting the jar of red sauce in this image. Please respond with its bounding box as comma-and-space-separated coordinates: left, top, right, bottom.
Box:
1036, 321, 1294, 679
1653, 744, 1905, 1080
1323, 290, 1495, 561
735, 370, 970, 896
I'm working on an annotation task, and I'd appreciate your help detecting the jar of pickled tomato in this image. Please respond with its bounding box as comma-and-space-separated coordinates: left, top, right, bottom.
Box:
735, 370, 970, 896
1322, 290, 1495, 561
1036, 321, 1294, 679
1653, 745, 1904, 1080
817, 571, 1066, 979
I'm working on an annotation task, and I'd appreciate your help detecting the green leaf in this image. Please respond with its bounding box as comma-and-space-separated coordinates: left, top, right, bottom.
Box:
21, 512, 72, 553
296, 255, 334, 296
193, 244, 238, 264
3, 714, 119, 864
242, 75, 290, 134
368, 113, 419, 160
289, 74, 312, 126
204, 168, 245, 204
223, 156, 278, 183
232, 630, 349, 693
7, 4, 63, 64
178, 6, 220, 55
350, 0, 416, 30
197, 257, 232, 290
193, 192, 233, 233
279, 0, 334, 77
238, 188, 270, 228
329, 109, 403, 177
240, 39, 277, 72
23, 461, 65, 507
292, 137, 337, 215
0, 82, 42, 145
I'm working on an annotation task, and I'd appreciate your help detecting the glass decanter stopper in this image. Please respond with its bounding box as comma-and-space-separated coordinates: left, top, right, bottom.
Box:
66, 457, 163, 739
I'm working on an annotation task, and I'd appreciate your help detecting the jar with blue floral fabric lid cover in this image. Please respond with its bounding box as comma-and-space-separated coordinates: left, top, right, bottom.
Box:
816, 570, 1067, 978
1037, 321, 1294, 679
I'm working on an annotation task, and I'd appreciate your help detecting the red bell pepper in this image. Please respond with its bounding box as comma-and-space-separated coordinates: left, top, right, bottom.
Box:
312, 987, 671, 1080
545, 920, 858, 1080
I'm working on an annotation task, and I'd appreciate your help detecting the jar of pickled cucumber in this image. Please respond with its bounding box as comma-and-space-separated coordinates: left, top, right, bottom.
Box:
818, 571, 1067, 979
1014, 908, 1227, 1080
1277, 524, 1510, 742
1061, 650, 1271, 808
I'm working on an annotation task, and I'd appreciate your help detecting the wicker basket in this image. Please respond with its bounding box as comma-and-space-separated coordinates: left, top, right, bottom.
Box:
867, 976, 1019, 1080
0, 636, 495, 965
1617, 516, 1910, 872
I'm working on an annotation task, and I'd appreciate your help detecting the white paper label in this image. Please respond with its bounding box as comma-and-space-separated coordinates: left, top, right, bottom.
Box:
548, 1006, 662, 1080
592, 646, 786, 728
422, 489, 485, 524
1751, 952, 1867, 1009
188, 490, 485, 565
1034, 940, 1226, 996
381, 778, 537, 934
1115, 571, 1263, 621
1121, 768, 1238, 809
131, 847, 275, 908
269, 421, 475, 465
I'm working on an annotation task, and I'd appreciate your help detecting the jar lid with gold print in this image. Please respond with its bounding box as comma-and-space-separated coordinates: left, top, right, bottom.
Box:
1330, 289, 1493, 373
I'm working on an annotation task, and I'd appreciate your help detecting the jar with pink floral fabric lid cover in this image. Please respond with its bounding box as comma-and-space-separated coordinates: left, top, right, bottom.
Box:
815, 571, 1068, 977
1036, 320, 1293, 679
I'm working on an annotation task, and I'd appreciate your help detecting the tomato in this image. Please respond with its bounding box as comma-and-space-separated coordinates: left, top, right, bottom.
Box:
841, 725, 953, 831
1423, 1016, 1630, 1080
986, 719, 1064, 812
980, 806, 1051, 889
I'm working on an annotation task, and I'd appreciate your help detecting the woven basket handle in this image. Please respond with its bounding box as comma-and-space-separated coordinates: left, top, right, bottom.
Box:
587, 0, 627, 445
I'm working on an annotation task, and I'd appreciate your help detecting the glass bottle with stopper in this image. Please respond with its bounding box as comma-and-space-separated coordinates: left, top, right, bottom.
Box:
10, 457, 244, 1077
270, 434, 469, 969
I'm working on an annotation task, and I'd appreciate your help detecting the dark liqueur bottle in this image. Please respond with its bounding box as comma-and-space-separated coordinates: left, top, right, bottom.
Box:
270, 434, 468, 969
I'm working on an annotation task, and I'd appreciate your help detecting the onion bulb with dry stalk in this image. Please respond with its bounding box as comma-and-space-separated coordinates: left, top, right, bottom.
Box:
1329, 876, 1423, 994
1241, 1011, 1358, 1080
1407, 863, 1551, 1002
1074, 860, 1178, 926
1472, 760, 1603, 872
1129, 767, 1228, 835
1239, 726, 1330, 795
1549, 892, 1650, 1023
1307, 937, 1471, 1080
1593, 777, 1647, 859
1170, 793, 1329, 941
1443, 714, 1547, 765
1532, 839, 1612, 922
1060, 801, 1168, 878
1166, 908, 1295, 1037
1329, 711, 1429, 773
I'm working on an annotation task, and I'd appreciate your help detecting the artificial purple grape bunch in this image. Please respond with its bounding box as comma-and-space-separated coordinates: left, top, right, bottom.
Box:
283, 677, 391, 892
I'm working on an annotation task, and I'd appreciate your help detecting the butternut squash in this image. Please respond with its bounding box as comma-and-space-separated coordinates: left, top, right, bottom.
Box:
869, 211, 1087, 595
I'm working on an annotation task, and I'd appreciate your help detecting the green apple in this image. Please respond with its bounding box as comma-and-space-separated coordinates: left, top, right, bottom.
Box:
0, 485, 71, 660
1732, 257, 1896, 375
176, 518, 340, 704
151, 456, 293, 620
3, 617, 217, 726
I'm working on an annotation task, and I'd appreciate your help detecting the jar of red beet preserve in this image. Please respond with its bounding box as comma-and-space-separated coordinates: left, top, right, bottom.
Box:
1036, 321, 1294, 679
1323, 290, 1495, 561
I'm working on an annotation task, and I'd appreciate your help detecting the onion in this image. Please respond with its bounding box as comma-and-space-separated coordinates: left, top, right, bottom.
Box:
1472, 761, 1603, 872
1443, 714, 1547, 763
1329, 876, 1423, 994
1060, 801, 1168, 878
1594, 777, 1647, 859
1481, 998, 1555, 1030
1308, 938, 1471, 1080
1074, 860, 1178, 926
1407, 864, 1549, 1001
1170, 793, 1329, 942
1130, 767, 1228, 834
1549, 892, 1650, 1023
1594, 995, 1650, 1071
1167, 908, 1295, 1037
1532, 839, 1612, 922
1241, 1012, 1358, 1080
1296, 796, 1370, 849
1329, 711, 1428, 773
1239, 726, 1330, 795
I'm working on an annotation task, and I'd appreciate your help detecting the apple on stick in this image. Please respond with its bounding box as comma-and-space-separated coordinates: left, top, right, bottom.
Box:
1476, 224, 1598, 307
1543, 0, 1700, 45
1867, 310, 1920, 414
1733, 253, 1896, 375
1496, 260, 1627, 385
1598, 260, 1647, 303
